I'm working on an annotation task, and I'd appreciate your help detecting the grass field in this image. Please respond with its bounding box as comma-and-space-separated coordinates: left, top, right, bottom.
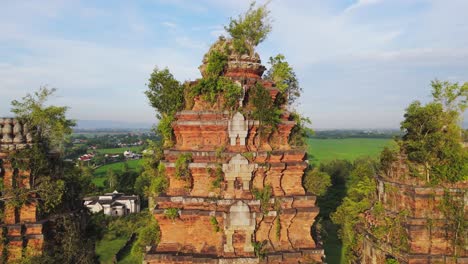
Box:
96, 146, 143, 154
95, 237, 127, 264
307, 138, 393, 164
92, 159, 143, 187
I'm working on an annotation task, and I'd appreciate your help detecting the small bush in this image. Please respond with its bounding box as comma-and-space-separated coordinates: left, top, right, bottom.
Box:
164, 208, 179, 220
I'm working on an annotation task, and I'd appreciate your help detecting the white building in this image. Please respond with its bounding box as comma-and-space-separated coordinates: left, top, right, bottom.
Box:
83, 190, 140, 216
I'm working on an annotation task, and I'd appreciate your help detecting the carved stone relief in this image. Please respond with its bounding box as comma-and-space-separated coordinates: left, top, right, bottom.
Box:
228, 112, 248, 146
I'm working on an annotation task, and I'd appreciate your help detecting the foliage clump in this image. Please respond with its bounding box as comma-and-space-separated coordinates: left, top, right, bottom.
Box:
134, 140, 167, 208
289, 112, 312, 148
398, 80, 467, 183
252, 185, 272, 214
224, 1, 272, 54
252, 240, 268, 260
174, 153, 192, 179
145, 67, 185, 147
331, 158, 377, 263
303, 167, 332, 196
265, 54, 302, 106
210, 216, 220, 232
369, 202, 410, 252
190, 76, 242, 110
164, 208, 179, 220
249, 83, 282, 144
11, 87, 75, 152
209, 164, 224, 189
439, 191, 467, 258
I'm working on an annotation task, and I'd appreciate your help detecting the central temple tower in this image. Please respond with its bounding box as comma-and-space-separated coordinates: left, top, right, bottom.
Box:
144, 38, 324, 263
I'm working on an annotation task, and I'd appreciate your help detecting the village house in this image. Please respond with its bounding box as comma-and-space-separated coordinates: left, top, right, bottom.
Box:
83, 191, 140, 216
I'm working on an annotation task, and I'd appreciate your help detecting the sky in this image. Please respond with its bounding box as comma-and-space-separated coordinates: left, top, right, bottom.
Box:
1, 0, 467, 129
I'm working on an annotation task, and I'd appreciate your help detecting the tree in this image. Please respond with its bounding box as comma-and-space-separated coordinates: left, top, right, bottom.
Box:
11, 86, 75, 153
145, 67, 185, 147
2, 87, 76, 214
107, 168, 117, 190
224, 1, 272, 54
145, 67, 185, 119
265, 54, 302, 106
431, 79, 467, 112
400, 81, 468, 183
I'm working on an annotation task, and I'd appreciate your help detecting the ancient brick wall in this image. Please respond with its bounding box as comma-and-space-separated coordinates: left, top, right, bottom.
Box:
0, 118, 46, 262
361, 156, 468, 264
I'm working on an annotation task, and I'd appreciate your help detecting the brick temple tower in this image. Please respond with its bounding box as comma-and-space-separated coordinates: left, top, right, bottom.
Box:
0, 118, 46, 262
144, 40, 324, 263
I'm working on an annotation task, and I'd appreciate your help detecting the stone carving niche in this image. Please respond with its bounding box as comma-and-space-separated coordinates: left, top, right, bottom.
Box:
223, 201, 256, 253
228, 112, 248, 146
222, 154, 257, 192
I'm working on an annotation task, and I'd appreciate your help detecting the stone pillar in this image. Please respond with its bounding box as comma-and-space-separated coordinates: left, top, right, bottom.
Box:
242, 180, 250, 191
244, 230, 254, 252
224, 230, 234, 252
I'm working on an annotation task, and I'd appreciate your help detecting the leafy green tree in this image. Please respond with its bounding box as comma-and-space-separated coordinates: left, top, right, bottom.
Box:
11, 86, 75, 152
107, 168, 117, 190
145, 67, 185, 118
224, 1, 272, 54
2, 87, 76, 214
431, 79, 467, 112
265, 54, 302, 106
400, 81, 468, 182
145, 67, 185, 147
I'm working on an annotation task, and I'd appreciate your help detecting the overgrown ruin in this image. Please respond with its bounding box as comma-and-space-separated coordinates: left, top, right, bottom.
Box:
143, 39, 324, 263
0, 118, 45, 262
361, 154, 468, 264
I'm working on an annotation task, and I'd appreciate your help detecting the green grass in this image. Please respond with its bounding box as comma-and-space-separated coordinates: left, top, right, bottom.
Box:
322, 222, 342, 264
118, 254, 139, 264
95, 237, 127, 264
92, 159, 143, 187
96, 146, 143, 154
307, 138, 393, 164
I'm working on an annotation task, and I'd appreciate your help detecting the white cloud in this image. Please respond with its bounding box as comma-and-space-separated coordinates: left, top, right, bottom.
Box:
344, 0, 384, 13
162, 21, 177, 29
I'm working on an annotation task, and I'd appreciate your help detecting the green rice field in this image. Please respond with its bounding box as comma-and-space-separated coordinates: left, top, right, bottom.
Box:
307, 138, 394, 163
92, 159, 143, 187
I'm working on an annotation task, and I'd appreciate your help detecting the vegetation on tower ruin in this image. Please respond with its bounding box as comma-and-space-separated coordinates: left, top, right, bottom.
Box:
224, 1, 272, 54
265, 54, 302, 106
3, 87, 97, 263
332, 80, 467, 263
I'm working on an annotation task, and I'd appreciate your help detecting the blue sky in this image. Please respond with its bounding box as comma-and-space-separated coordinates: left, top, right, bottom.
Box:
1, 0, 467, 129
